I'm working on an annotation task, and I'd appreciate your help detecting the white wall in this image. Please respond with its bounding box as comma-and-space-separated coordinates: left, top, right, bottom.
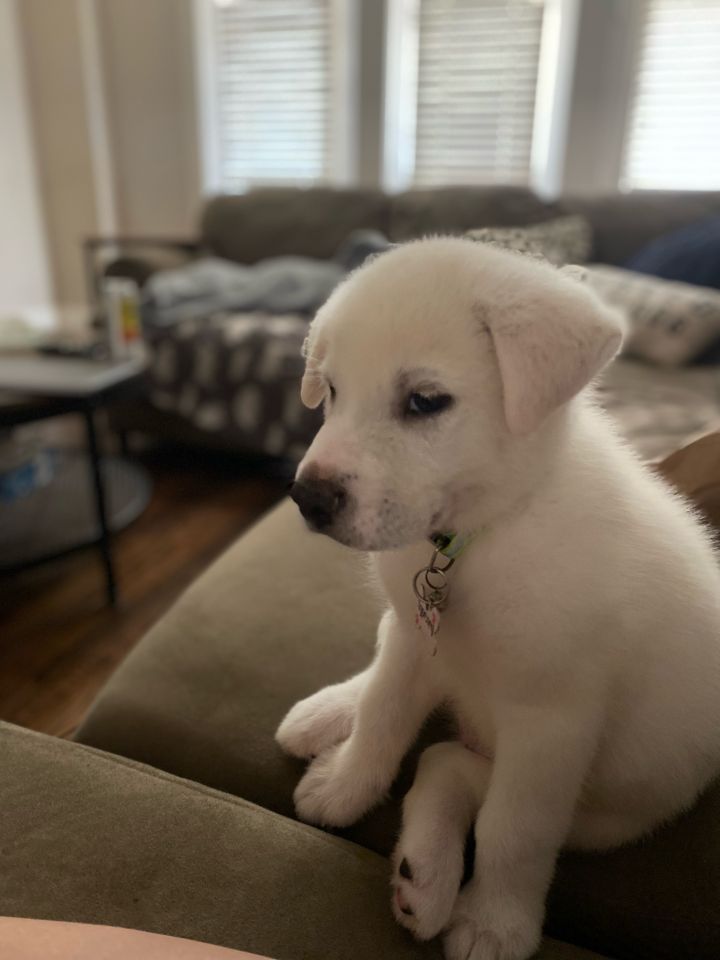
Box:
16, 0, 201, 315
0, 0, 54, 328
97, 0, 201, 236
18, 0, 100, 314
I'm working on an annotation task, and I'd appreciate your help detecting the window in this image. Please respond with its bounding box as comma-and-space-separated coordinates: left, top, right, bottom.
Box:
410, 0, 547, 187
622, 0, 720, 190
203, 0, 351, 191
197, 0, 720, 199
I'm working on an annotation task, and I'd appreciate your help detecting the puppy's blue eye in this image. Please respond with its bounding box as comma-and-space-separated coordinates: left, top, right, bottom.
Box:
406, 392, 453, 417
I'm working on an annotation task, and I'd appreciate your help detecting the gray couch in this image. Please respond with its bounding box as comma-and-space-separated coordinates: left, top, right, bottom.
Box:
106, 186, 720, 461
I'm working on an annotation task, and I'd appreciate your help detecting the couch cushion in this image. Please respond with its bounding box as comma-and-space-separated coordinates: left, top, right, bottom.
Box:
564, 191, 720, 266
388, 186, 561, 241
585, 265, 720, 366
597, 360, 720, 463
626, 216, 720, 289
1, 723, 608, 960
201, 188, 390, 264
466, 215, 592, 266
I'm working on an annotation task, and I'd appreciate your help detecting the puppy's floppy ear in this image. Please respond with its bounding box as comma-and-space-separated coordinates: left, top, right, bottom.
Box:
300, 318, 327, 409
486, 269, 623, 435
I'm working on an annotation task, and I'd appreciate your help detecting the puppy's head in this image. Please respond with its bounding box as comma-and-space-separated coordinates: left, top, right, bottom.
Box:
292, 238, 623, 550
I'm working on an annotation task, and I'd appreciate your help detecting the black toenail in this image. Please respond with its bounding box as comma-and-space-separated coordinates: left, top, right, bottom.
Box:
400, 905, 413, 916
399, 857, 412, 879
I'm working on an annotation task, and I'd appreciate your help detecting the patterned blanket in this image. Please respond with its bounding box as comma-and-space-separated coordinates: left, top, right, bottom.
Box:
146, 312, 319, 461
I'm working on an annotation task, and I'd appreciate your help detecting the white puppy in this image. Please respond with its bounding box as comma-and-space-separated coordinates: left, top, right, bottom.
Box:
275, 238, 720, 960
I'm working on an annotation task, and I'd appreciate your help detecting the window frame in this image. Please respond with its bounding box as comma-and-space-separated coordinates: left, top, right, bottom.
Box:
564, 0, 720, 196
619, 0, 720, 193
383, 0, 581, 197
193, 0, 358, 193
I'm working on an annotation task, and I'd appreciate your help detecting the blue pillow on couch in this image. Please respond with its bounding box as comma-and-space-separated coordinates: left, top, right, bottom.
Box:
627, 217, 720, 290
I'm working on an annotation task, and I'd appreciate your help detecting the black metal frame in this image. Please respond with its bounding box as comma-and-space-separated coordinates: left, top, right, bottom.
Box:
0, 375, 145, 605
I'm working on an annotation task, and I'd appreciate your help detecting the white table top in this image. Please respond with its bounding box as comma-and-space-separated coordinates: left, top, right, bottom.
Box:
0, 355, 145, 397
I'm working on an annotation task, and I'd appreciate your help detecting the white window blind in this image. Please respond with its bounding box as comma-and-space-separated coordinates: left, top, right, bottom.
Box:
212, 0, 333, 191
413, 0, 546, 187
622, 0, 720, 191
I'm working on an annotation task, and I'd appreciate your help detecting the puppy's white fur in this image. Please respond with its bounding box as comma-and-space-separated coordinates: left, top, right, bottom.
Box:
276, 238, 720, 960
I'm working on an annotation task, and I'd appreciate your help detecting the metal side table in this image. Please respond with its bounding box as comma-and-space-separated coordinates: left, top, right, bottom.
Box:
0, 356, 150, 605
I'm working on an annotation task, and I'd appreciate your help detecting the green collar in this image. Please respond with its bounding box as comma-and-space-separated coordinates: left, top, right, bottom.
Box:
429, 531, 476, 561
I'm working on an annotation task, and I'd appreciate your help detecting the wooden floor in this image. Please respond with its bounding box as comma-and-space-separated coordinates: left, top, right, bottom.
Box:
0, 446, 286, 738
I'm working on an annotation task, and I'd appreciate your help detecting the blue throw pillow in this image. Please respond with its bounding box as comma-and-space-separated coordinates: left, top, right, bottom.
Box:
626, 217, 720, 290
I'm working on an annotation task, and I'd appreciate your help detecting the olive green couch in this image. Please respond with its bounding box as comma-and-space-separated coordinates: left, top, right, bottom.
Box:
2, 498, 719, 959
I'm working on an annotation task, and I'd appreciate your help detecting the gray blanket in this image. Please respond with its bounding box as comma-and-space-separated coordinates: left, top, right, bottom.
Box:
144, 230, 390, 327
146, 256, 344, 326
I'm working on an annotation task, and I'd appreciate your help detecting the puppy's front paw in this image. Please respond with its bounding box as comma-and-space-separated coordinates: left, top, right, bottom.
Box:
275, 685, 356, 759
293, 742, 386, 827
444, 888, 541, 960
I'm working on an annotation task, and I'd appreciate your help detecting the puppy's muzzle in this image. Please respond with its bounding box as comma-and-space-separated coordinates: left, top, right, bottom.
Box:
290, 477, 347, 531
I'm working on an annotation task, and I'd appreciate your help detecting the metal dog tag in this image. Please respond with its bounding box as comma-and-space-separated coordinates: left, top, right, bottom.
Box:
415, 596, 441, 640
413, 562, 451, 652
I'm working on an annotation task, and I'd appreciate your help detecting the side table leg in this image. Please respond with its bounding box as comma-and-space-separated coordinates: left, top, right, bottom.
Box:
84, 406, 117, 605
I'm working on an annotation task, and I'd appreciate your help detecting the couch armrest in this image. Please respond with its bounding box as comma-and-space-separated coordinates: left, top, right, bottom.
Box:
0, 721, 438, 960
83, 236, 202, 311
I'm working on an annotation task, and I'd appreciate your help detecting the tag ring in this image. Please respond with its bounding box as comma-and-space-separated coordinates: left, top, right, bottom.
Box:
413, 569, 428, 604
423, 567, 448, 593
413, 566, 449, 604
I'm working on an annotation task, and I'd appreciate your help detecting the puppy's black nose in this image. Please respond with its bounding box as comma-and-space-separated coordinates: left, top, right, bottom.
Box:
290, 477, 347, 530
